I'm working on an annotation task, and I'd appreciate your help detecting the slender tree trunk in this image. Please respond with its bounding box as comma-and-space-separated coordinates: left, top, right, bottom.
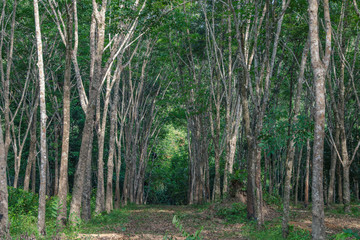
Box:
105, 75, 121, 213
54, 126, 59, 196
328, 125, 339, 204
254, 145, 264, 226
337, 162, 343, 204
0, 123, 9, 238
114, 131, 122, 209
305, 139, 311, 206
81, 146, 93, 221
34, 0, 48, 234
57, 5, 73, 224
24, 113, 37, 191
308, 0, 331, 237
343, 165, 351, 212
32, 160, 36, 194
295, 147, 303, 205
3, 0, 17, 164
46, 152, 51, 196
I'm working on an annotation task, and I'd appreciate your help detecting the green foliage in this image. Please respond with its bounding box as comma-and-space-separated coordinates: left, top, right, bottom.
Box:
242, 223, 311, 240
327, 204, 360, 217
78, 208, 129, 234
8, 187, 64, 239
333, 229, 360, 240
8, 187, 38, 216
215, 202, 248, 223
147, 124, 189, 205
163, 215, 203, 240
263, 192, 282, 208
228, 169, 247, 197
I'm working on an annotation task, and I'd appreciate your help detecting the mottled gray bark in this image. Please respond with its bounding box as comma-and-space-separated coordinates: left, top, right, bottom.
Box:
57, 3, 73, 225
69, 1, 106, 223
105, 71, 121, 213
0, 123, 9, 238
81, 145, 93, 221
34, 0, 48, 234
308, 0, 331, 238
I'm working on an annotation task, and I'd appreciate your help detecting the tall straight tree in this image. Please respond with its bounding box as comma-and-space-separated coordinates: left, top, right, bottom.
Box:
0, 122, 9, 238
308, 0, 331, 238
57, 1, 73, 225
34, 0, 48, 235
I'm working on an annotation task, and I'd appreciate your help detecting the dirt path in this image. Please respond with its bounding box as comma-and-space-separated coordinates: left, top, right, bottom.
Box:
290, 205, 360, 236
78, 205, 245, 240
77, 204, 360, 239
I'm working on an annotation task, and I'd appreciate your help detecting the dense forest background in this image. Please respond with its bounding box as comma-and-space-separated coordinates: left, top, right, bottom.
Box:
0, 0, 359, 239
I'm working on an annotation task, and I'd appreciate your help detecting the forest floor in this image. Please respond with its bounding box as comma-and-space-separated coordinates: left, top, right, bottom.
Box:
74, 202, 360, 240
77, 204, 245, 240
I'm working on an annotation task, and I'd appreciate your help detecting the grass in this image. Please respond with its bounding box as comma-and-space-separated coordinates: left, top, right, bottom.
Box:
77, 208, 129, 234
8, 187, 360, 239
326, 203, 360, 217
214, 201, 311, 240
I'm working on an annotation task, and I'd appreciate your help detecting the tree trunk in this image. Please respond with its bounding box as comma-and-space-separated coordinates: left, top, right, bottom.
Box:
105, 75, 121, 213
0, 122, 9, 238
54, 126, 59, 196
46, 152, 51, 196
343, 165, 351, 212
24, 112, 37, 191
305, 139, 310, 206
308, 0, 331, 237
81, 146, 93, 221
337, 162, 343, 204
69, 2, 106, 223
57, 4, 73, 225
34, 0, 48, 234
328, 125, 339, 204
114, 150, 122, 208
295, 147, 303, 205
115, 123, 124, 209
311, 69, 326, 240
32, 160, 36, 194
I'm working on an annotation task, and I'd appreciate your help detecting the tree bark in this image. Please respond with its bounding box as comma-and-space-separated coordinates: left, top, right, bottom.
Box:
337, 162, 343, 204
69, 1, 106, 223
57, 3, 73, 225
105, 70, 121, 212
0, 122, 9, 238
308, 0, 331, 238
305, 139, 310, 206
32, 160, 36, 194
295, 147, 303, 205
34, 0, 48, 234
54, 126, 59, 196
81, 146, 93, 221
328, 125, 339, 204
24, 112, 37, 191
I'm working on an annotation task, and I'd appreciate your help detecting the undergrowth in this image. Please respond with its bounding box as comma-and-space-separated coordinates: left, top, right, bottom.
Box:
8, 187, 128, 239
